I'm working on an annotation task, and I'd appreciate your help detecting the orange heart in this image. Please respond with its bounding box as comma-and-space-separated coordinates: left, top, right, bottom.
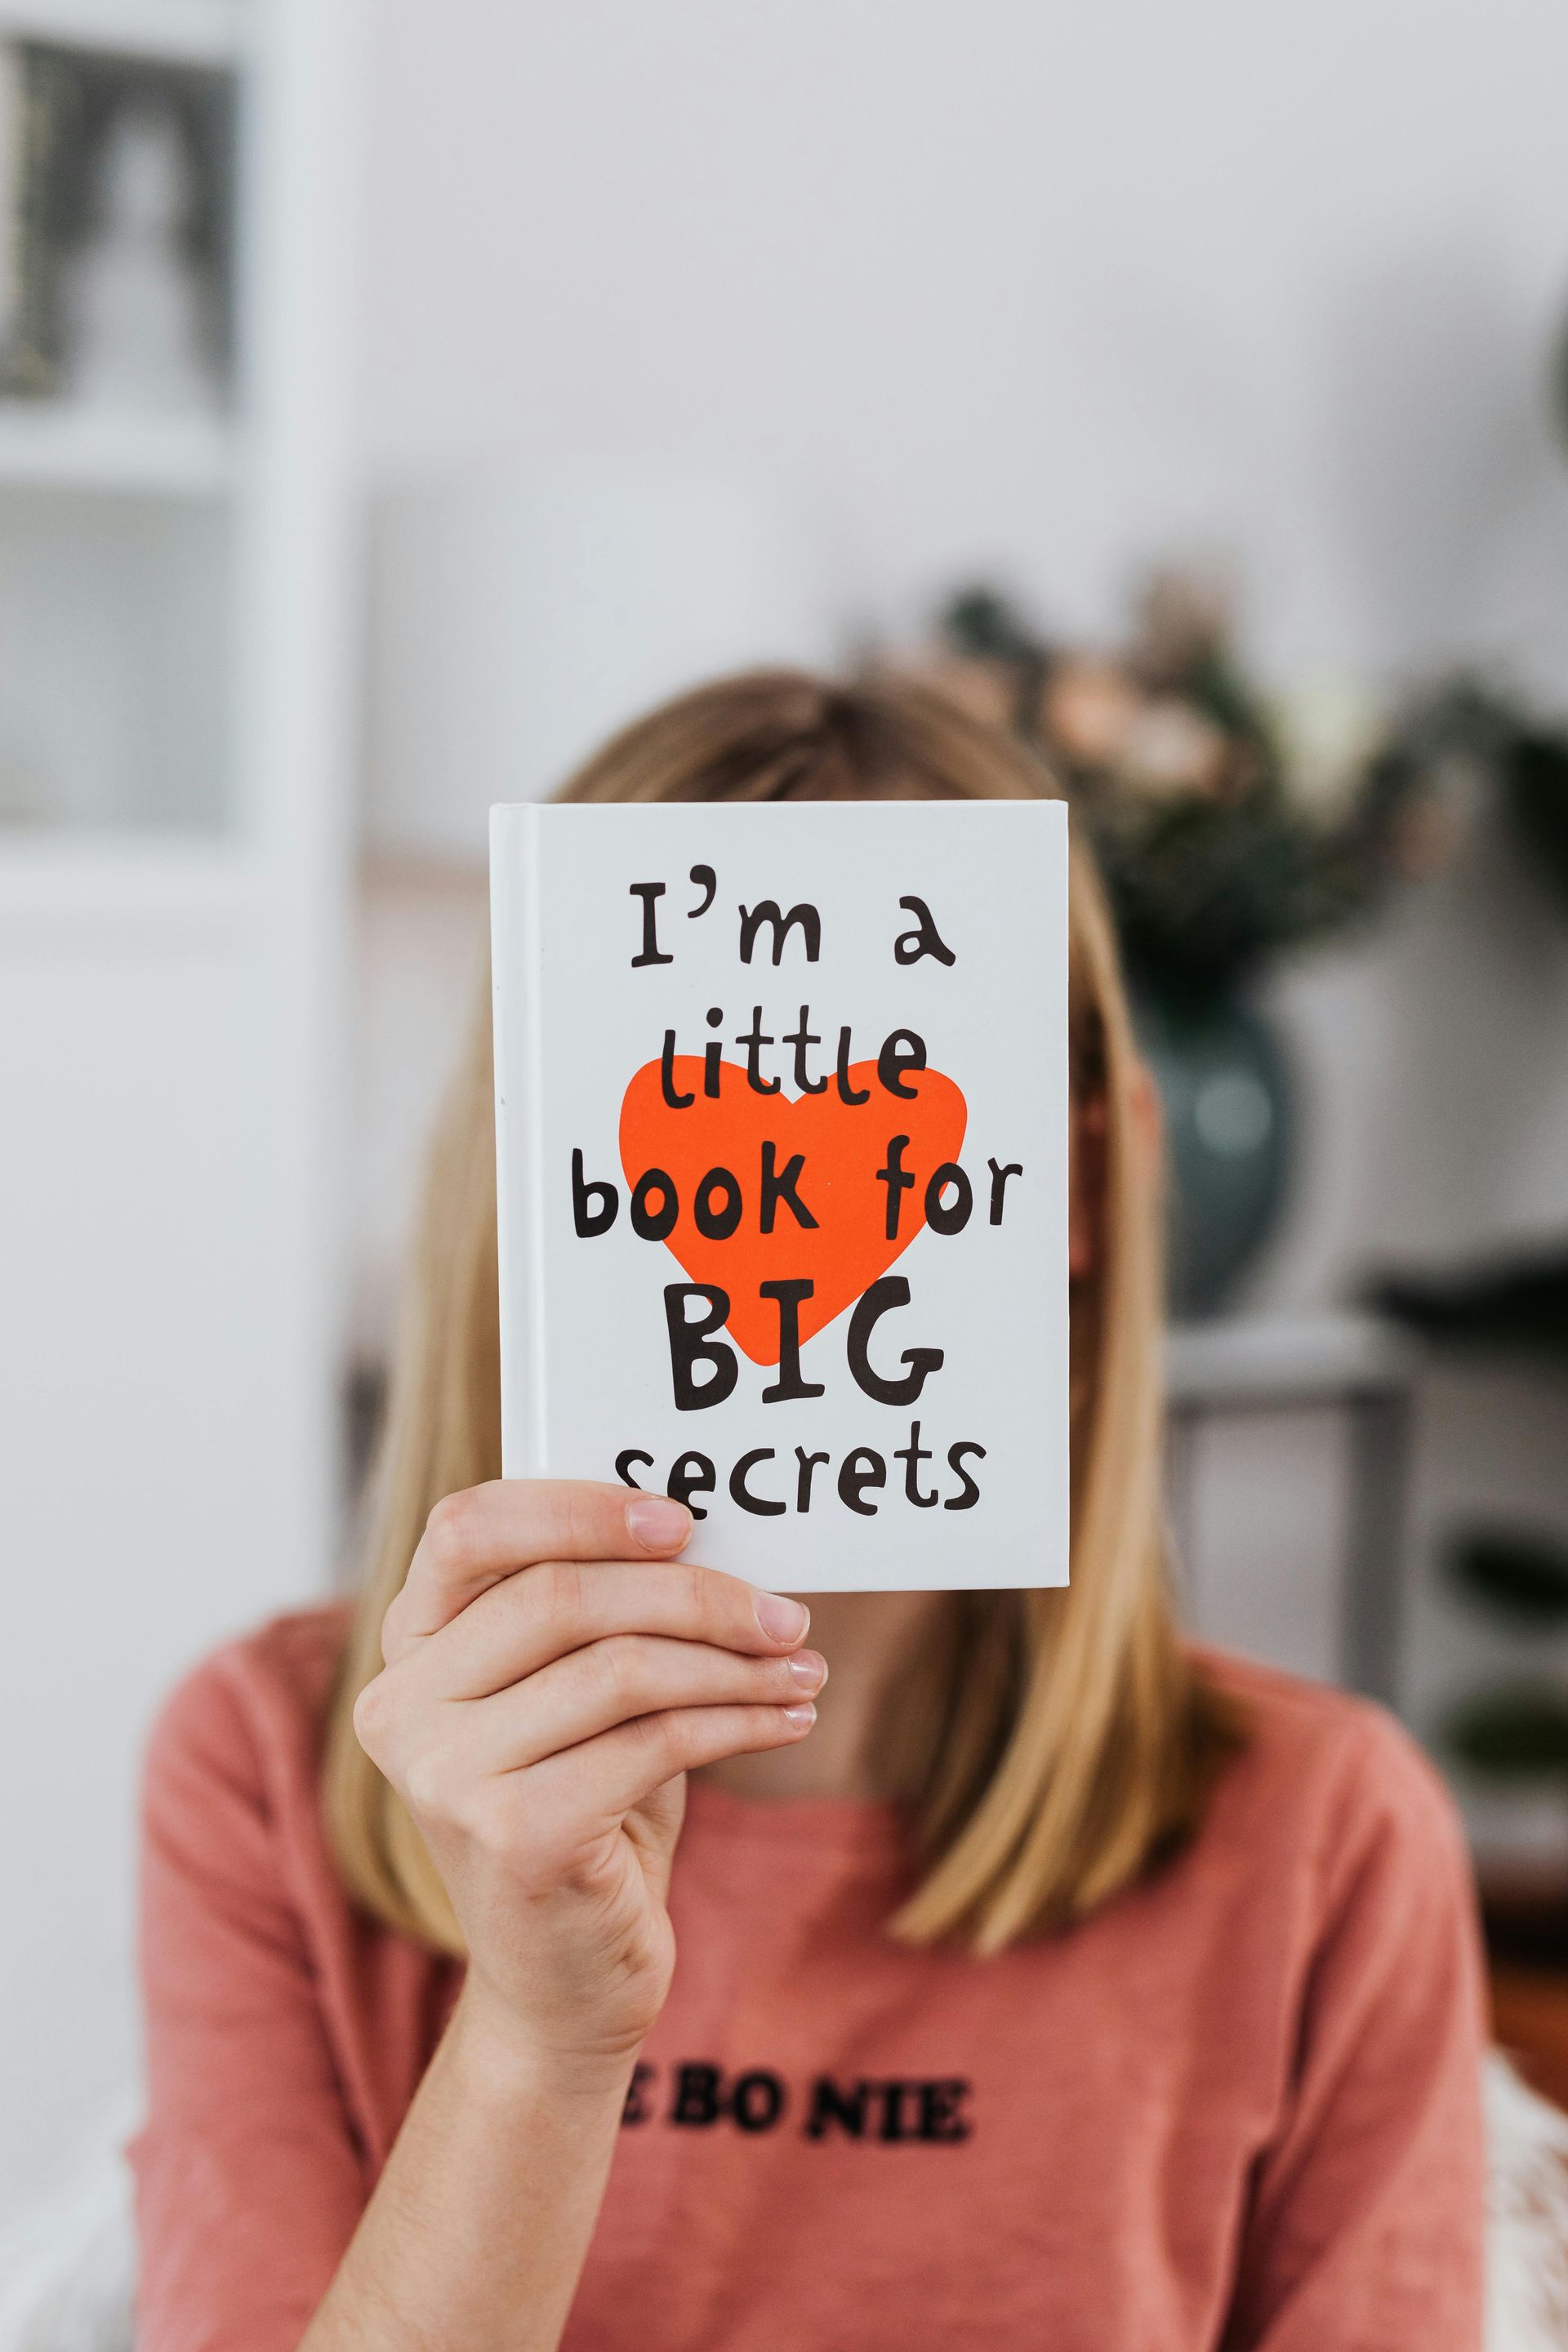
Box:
618, 1057, 968, 1365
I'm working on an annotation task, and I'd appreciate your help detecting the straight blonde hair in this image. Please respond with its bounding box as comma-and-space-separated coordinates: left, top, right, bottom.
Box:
324, 671, 1237, 1956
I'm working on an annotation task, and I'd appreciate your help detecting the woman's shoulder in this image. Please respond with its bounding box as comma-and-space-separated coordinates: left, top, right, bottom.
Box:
144, 1603, 354, 1823
1189, 1644, 1470, 1892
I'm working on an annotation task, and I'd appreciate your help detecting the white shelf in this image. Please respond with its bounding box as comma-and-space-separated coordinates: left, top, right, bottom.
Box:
0, 406, 237, 495
0, 0, 247, 62
1166, 1310, 1412, 1410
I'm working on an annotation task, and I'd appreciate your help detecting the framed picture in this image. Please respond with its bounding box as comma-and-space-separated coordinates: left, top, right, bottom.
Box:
0, 38, 238, 408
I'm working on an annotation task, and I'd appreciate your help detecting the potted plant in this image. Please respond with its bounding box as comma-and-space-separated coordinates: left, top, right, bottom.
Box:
924, 574, 1437, 1315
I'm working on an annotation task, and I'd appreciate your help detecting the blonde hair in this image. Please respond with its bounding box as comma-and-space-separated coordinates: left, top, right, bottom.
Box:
324, 670, 1237, 1955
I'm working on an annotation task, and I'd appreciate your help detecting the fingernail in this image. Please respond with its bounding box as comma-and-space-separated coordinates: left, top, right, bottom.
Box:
755, 1591, 810, 1643
782, 1702, 817, 1730
787, 1650, 827, 1691
626, 1495, 693, 1552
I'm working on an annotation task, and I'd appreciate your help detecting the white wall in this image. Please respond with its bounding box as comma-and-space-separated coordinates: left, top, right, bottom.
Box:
353, 0, 1568, 1307
348, 862, 488, 1357
359, 0, 1568, 690
1257, 822, 1568, 1307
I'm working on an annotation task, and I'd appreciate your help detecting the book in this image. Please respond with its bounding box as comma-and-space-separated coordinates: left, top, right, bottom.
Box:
490, 798, 1069, 1592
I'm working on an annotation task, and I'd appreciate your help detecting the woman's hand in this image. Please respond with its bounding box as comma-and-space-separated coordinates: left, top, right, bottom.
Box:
352, 1479, 822, 2072
313, 1488, 818, 2352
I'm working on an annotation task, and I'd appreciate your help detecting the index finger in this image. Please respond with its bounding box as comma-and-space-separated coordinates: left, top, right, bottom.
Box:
385, 1479, 693, 1657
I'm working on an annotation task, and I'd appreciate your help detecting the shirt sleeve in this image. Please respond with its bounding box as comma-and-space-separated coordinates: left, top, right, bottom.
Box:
131, 1653, 369, 2352
1225, 1709, 1487, 2351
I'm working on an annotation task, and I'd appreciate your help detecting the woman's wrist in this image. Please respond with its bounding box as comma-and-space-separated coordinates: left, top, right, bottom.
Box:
444, 1973, 643, 2114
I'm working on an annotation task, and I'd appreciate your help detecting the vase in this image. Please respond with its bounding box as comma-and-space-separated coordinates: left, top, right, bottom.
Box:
1131, 987, 1293, 1319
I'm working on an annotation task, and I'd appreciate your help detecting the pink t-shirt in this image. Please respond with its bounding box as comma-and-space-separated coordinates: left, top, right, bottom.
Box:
131, 1610, 1486, 2351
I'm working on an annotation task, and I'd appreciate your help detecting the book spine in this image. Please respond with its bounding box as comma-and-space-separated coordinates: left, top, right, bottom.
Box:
490, 804, 547, 1477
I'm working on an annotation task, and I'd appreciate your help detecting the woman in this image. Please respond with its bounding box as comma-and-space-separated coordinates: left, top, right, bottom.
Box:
134, 673, 1486, 2351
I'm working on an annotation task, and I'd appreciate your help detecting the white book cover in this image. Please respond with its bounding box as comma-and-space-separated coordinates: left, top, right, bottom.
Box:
490, 800, 1069, 1592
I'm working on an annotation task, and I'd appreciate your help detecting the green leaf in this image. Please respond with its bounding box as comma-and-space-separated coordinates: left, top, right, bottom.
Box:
1450, 1528, 1568, 1623
1445, 1685, 1568, 1780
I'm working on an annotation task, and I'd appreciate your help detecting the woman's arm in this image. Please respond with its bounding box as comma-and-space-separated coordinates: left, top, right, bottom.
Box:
136, 1481, 819, 2352
300, 1478, 821, 2352
301, 1982, 632, 2352
135, 1647, 387, 2352
1227, 1711, 1487, 2350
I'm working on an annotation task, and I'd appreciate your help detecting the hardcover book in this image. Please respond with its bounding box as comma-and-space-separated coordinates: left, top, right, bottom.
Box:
490, 798, 1069, 1592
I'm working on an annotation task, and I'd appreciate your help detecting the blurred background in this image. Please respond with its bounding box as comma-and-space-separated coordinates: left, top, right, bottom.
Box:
3, 0, 1568, 2229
